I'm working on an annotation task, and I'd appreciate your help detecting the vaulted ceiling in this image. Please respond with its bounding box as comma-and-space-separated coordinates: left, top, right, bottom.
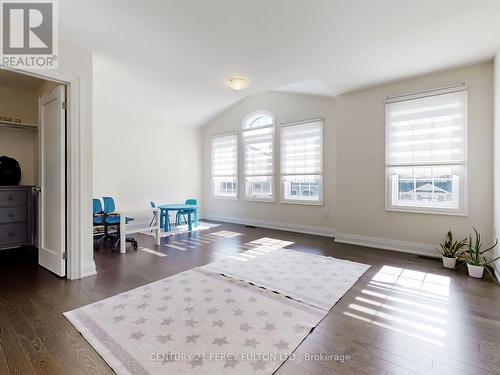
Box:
63, 0, 500, 126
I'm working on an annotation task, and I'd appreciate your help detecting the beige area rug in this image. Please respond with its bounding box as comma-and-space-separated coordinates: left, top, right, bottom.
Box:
64, 268, 325, 375
202, 247, 371, 311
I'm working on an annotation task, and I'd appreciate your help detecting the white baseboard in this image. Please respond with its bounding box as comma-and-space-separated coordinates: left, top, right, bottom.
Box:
75, 260, 97, 279
202, 215, 335, 238
335, 232, 439, 258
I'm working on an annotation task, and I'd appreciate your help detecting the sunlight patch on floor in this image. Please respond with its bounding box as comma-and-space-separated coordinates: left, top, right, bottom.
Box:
140, 247, 167, 257
344, 265, 451, 347
247, 237, 294, 248
209, 230, 243, 238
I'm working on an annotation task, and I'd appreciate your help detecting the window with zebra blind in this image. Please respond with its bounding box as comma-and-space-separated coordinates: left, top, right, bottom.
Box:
211, 133, 238, 198
385, 85, 467, 215
280, 118, 323, 204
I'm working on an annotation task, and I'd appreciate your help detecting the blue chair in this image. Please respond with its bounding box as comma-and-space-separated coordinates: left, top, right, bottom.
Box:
176, 198, 198, 226
150, 201, 168, 230
102, 197, 138, 251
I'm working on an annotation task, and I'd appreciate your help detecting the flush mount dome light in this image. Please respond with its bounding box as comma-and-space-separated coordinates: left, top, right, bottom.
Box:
227, 76, 249, 90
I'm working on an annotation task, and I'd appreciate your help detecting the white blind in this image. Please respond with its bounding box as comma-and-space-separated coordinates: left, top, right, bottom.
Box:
212, 134, 237, 177
386, 90, 467, 166
243, 126, 274, 176
281, 120, 322, 175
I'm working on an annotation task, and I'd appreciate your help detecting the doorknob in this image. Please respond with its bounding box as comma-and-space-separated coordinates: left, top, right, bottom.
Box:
8, 212, 14, 218
34, 186, 41, 195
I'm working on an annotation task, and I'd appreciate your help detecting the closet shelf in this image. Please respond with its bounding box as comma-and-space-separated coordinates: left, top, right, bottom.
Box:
0, 120, 38, 132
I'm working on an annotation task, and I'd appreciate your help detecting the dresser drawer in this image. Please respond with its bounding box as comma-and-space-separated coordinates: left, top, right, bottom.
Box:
0, 223, 27, 244
0, 206, 27, 224
0, 191, 27, 206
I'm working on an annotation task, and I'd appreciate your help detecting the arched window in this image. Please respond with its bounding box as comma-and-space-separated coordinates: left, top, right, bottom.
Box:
242, 111, 275, 201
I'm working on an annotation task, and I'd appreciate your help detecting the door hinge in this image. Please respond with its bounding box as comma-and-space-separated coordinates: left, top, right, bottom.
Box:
62, 101, 67, 110
62, 252, 67, 260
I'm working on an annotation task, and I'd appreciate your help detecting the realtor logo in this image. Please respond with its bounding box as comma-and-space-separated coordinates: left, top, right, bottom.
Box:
1, 0, 58, 68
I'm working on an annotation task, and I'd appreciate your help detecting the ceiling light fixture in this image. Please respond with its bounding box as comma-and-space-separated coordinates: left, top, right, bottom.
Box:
227, 76, 249, 90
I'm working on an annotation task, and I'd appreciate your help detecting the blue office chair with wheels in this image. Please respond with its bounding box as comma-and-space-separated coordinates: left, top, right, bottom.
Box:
176, 198, 198, 226
93, 199, 106, 249
102, 197, 138, 251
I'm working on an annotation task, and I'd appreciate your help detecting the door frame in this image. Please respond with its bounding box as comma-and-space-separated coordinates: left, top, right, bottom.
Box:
0, 67, 92, 280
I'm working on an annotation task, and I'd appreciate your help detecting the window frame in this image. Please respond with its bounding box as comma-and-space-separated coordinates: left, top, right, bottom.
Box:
280, 118, 324, 206
385, 86, 468, 216
241, 110, 276, 202
211, 132, 239, 200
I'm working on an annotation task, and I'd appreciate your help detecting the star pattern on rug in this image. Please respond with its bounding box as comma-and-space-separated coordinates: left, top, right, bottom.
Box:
156, 334, 172, 343
245, 338, 259, 348
212, 319, 225, 327
212, 337, 228, 346
161, 317, 174, 325
224, 358, 239, 368
185, 334, 201, 343
293, 324, 307, 333
263, 322, 276, 331
240, 323, 252, 332
186, 358, 203, 368
113, 315, 126, 323
207, 307, 218, 314
132, 317, 147, 325
233, 308, 244, 316
129, 331, 144, 340
250, 359, 267, 370
274, 339, 290, 350
185, 318, 198, 327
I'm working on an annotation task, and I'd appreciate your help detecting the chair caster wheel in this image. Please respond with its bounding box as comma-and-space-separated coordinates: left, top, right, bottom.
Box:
133, 243, 138, 250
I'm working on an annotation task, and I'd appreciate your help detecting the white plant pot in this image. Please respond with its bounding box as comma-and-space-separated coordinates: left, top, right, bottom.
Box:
442, 256, 457, 269
467, 263, 484, 278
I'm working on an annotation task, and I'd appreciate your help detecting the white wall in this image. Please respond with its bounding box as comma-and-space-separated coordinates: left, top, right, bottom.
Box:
92, 55, 203, 216
0, 84, 38, 185
493, 53, 500, 276
202, 91, 336, 236
335, 62, 494, 254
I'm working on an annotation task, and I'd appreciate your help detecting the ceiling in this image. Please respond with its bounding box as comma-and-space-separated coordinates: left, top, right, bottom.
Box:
62, 0, 500, 127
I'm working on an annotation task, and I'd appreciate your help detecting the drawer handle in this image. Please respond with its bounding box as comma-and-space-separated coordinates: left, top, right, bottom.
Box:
8, 212, 14, 218
8, 196, 13, 201
8, 232, 14, 237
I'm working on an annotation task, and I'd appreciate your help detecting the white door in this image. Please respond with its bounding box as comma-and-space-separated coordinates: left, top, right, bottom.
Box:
38, 85, 66, 277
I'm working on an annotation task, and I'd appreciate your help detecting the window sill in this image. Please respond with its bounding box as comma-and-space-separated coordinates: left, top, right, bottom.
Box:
281, 199, 323, 206
243, 197, 276, 203
212, 195, 239, 200
385, 206, 467, 217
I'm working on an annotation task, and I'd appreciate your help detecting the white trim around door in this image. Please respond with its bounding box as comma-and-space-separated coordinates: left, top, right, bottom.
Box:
0, 67, 96, 280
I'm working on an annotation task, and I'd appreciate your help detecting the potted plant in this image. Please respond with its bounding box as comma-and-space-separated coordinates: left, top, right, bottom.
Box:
466, 228, 499, 278
435, 231, 467, 269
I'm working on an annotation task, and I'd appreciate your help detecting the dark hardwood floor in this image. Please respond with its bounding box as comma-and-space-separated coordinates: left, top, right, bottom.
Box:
1, 221, 500, 375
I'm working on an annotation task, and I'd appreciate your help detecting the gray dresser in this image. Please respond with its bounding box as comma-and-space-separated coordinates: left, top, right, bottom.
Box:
0, 186, 35, 250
